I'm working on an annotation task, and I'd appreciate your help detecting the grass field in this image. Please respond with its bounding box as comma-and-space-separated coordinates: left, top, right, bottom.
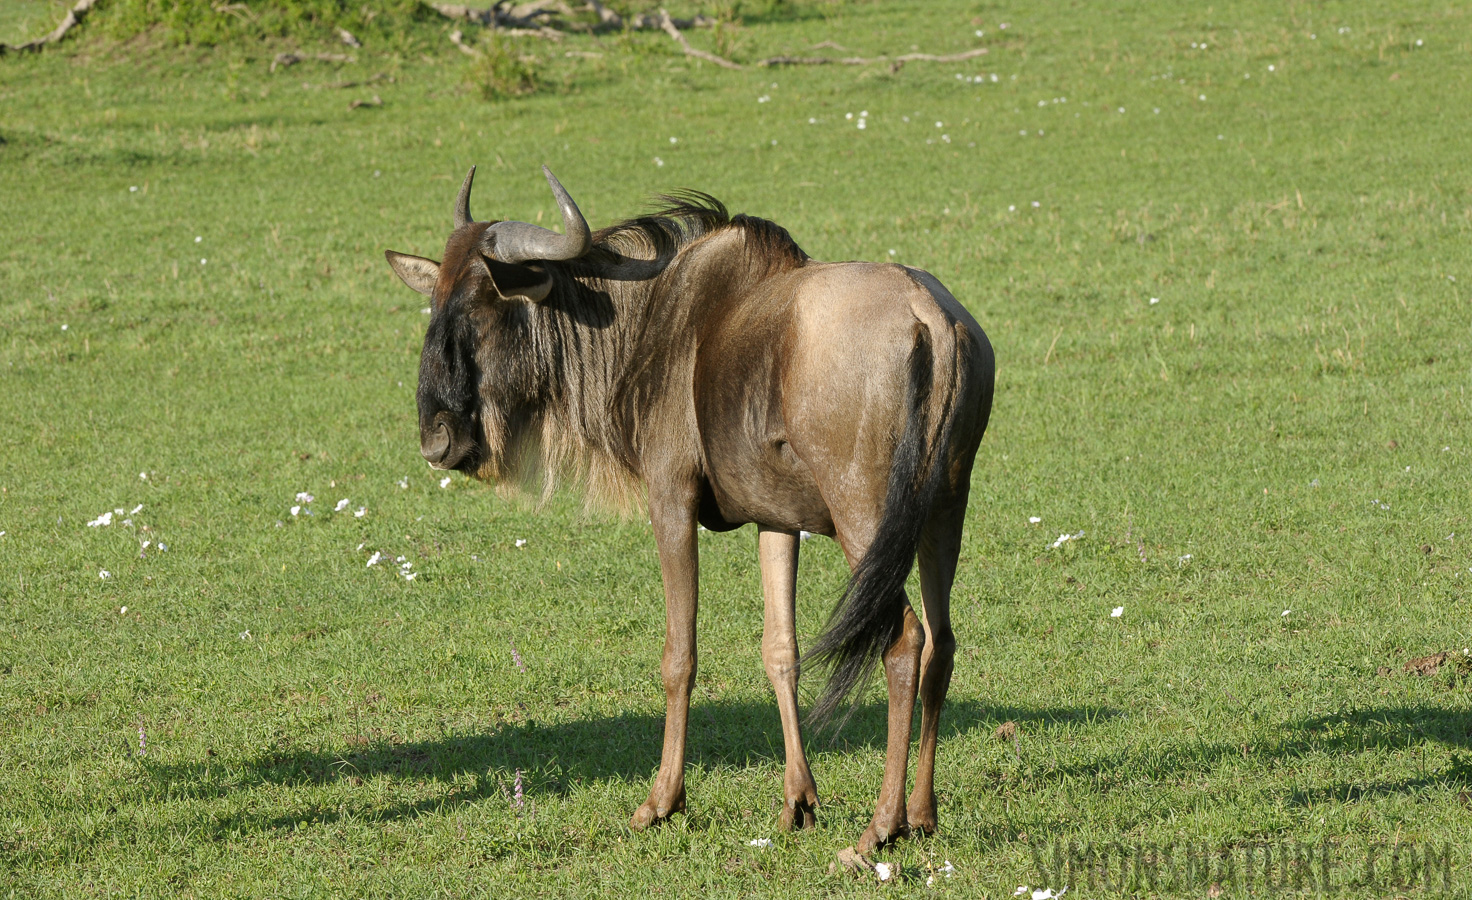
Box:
2, 1, 1471, 895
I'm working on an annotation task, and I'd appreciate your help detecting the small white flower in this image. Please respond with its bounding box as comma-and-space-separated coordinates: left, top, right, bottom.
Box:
61, 324, 69, 331
799, 530, 813, 542
1178, 553, 1192, 563
1009, 204, 1017, 211
100, 569, 111, 579
402, 571, 418, 581
669, 136, 678, 143
140, 472, 148, 479
130, 186, 138, 192
335, 498, 349, 511
1282, 609, 1291, 617
808, 117, 816, 124
141, 540, 151, 550
290, 505, 301, 516
1029, 516, 1041, 524
748, 838, 772, 848
1415, 39, 1423, 47
845, 112, 853, 119
397, 477, 408, 489
400, 561, 413, 570
366, 551, 382, 567
1016, 889, 1029, 897
130, 504, 144, 515
857, 120, 866, 130
201, 258, 207, 265
120, 606, 127, 614
439, 476, 451, 489
935, 121, 943, 128
515, 539, 527, 548
1030, 200, 1039, 207
115, 508, 126, 516
1111, 606, 1124, 618
195, 236, 202, 243
354, 507, 366, 518
1268, 64, 1275, 71
296, 492, 314, 503
888, 249, 896, 256
1199, 94, 1206, 101
875, 862, 893, 881
654, 157, 664, 167
87, 512, 114, 527
1150, 297, 1160, 304
240, 629, 250, 639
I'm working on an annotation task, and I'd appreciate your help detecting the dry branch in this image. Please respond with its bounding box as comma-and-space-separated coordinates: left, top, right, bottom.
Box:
649, 9, 985, 72
271, 51, 356, 72
756, 46, 988, 67
658, 9, 739, 69
0, 0, 101, 55
449, 29, 481, 56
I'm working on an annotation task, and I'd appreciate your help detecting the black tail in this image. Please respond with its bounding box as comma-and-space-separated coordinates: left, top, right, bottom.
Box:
803, 323, 953, 724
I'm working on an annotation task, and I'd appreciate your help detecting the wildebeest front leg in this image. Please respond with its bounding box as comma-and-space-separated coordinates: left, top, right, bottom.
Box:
757, 527, 818, 830
630, 497, 699, 830
857, 603, 925, 854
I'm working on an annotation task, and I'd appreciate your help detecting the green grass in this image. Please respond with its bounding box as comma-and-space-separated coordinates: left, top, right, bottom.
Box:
2, 1, 1471, 895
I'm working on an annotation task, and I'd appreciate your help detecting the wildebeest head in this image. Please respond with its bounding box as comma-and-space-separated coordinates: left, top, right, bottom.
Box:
385, 165, 592, 475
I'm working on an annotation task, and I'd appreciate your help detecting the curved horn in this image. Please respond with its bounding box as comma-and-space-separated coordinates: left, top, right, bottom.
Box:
482, 165, 592, 263
454, 165, 476, 229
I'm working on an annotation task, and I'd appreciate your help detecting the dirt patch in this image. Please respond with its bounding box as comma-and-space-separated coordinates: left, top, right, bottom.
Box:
1404, 652, 1450, 676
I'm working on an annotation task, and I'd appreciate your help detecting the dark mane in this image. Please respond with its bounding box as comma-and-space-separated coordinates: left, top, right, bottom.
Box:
591, 192, 809, 272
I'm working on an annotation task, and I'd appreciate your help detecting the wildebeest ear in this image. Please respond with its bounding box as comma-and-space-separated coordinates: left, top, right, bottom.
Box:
385, 250, 440, 297
486, 258, 554, 303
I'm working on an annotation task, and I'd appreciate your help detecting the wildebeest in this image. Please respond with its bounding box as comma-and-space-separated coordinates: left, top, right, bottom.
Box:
385, 166, 994, 852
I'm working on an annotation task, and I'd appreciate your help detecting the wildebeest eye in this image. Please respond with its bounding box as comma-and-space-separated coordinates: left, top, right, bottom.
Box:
484, 257, 553, 303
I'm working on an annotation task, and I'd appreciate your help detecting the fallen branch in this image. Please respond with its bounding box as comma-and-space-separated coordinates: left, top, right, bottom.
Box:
449, 29, 480, 56
348, 94, 383, 110
658, 9, 740, 69
756, 46, 988, 67
271, 51, 356, 72
0, 0, 101, 55
431, 2, 569, 29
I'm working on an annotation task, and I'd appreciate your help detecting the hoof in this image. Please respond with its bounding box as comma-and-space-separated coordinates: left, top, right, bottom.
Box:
779, 796, 817, 831
857, 818, 910, 854
906, 800, 937, 837
630, 786, 685, 830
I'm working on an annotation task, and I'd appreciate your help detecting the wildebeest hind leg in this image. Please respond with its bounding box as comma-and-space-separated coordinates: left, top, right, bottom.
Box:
906, 501, 965, 835
857, 602, 924, 853
757, 527, 818, 829
631, 497, 699, 830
